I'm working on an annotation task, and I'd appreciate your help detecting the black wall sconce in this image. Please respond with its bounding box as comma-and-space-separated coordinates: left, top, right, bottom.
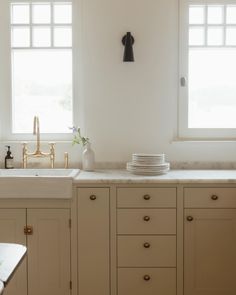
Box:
122, 32, 135, 62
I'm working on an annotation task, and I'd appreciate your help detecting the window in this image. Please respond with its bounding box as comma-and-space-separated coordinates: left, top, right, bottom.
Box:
179, 0, 236, 138
0, 0, 73, 138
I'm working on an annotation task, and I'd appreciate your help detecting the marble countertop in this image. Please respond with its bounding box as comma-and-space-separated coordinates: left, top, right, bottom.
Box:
73, 169, 236, 184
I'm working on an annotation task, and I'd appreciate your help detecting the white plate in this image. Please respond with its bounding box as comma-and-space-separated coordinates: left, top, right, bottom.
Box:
127, 168, 169, 175
132, 160, 165, 165
128, 162, 169, 167
132, 153, 165, 157
127, 162, 170, 171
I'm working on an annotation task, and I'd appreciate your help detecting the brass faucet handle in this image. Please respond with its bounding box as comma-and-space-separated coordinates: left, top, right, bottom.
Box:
48, 142, 56, 169
64, 152, 69, 169
22, 142, 28, 169
49, 142, 56, 152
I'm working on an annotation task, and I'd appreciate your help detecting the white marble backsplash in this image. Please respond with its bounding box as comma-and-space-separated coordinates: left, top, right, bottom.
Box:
95, 161, 236, 170
2, 161, 236, 170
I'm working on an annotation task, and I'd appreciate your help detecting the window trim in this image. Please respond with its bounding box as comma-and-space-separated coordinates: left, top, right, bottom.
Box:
178, 0, 236, 139
0, 0, 79, 142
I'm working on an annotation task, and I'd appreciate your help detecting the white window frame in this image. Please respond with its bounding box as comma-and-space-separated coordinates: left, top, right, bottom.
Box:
0, 0, 80, 142
179, 0, 236, 140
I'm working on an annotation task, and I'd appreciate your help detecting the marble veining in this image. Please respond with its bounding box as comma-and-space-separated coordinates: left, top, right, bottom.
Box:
73, 169, 236, 184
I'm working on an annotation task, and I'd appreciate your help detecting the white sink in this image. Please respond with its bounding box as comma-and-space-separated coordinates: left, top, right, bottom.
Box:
0, 169, 80, 199
0, 169, 79, 177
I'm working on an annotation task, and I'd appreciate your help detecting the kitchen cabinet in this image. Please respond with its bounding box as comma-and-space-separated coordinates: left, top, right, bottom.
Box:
117, 187, 177, 295
184, 188, 236, 295
77, 188, 110, 295
2, 171, 236, 295
0, 208, 71, 295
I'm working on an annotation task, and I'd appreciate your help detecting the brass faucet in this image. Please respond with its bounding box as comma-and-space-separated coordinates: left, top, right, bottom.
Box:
22, 116, 55, 168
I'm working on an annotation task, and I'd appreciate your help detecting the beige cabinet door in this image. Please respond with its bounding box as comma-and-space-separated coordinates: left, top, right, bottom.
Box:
77, 188, 110, 295
27, 209, 71, 295
0, 209, 27, 295
185, 209, 236, 295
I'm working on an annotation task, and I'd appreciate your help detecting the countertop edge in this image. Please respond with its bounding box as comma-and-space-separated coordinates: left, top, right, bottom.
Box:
73, 169, 236, 184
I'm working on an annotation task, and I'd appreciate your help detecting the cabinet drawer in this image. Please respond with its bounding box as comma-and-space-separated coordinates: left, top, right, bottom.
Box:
185, 188, 236, 208
117, 209, 176, 234
118, 268, 176, 295
117, 188, 176, 208
118, 236, 176, 267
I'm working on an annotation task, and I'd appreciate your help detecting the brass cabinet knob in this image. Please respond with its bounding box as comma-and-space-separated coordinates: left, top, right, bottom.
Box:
143, 275, 151, 281
143, 216, 150, 221
211, 195, 218, 201
143, 194, 151, 200
90, 195, 97, 201
24, 226, 33, 235
143, 242, 151, 248
186, 216, 193, 222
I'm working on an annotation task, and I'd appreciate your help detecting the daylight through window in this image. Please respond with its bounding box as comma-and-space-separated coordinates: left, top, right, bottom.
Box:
11, 1, 73, 133
188, 4, 236, 129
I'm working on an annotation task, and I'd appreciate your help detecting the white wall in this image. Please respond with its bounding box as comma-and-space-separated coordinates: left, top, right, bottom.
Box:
78, 0, 236, 164
2, 0, 236, 168
80, 0, 178, 162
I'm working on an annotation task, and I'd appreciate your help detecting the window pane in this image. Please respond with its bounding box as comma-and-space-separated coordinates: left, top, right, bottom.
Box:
189, 27, 205, 46
33, 27, 51, 47
12, 27, 30, 47
189, 48, 236, 128
32, 4, 51, 24
54, 27, 72, 47
11, 4, 30, 24
54, 4, 72, 24
226, 6, 236, 24
207, 6, 223, 24
189, 6, 205, 24
226, 27, 236, 45
12, 50, 72, 133
207, 27, 223, 45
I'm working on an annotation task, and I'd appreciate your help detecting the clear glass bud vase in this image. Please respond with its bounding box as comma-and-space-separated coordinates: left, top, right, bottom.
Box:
82, 142, 95, 171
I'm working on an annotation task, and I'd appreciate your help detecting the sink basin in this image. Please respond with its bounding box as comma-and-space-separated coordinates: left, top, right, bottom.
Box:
0, 169, 80, 199
0, 169, 79, 177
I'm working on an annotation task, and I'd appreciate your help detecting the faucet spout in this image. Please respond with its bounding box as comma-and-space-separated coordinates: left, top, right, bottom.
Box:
33, 116, 40, 152
22, 116, 55, 168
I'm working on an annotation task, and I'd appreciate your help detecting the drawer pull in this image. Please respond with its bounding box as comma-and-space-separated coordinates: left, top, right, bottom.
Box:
143, 216, 150, 222
186, 216, 193, 222
211, 195, 218, 201
143, 242, 150, 248
90, 195, 97, 201
143, 275, 151, 281
143, 194, 151, 200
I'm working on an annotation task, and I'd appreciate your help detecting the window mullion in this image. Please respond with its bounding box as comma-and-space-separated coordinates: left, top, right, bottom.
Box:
29, 2, 32, 48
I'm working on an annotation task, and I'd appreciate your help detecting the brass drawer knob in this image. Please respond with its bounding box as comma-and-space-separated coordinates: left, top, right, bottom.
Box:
143, 194, 151, 200
143, 242, 151, 248
143, 275, 151, 281
90, 195, 97, 201
211, 195, 218, 201
143, 216, 150, 222
186, 216, 193, 222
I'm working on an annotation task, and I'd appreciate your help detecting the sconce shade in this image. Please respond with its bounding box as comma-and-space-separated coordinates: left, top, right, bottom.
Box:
122, 32, 135, 62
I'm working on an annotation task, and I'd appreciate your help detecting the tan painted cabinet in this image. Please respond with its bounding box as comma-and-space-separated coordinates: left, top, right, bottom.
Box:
184, 188, 236, 295
77, 188, 110, 295
117, 187, 177, 295
0, 208, 71, 295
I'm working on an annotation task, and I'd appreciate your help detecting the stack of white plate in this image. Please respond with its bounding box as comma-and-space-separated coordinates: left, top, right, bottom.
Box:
127, 153, 170, 175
